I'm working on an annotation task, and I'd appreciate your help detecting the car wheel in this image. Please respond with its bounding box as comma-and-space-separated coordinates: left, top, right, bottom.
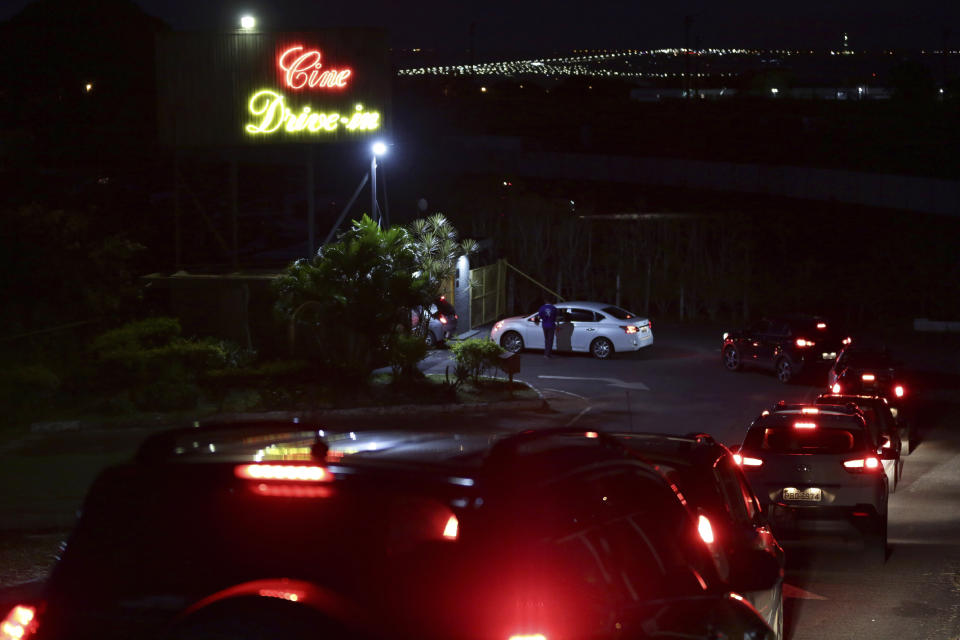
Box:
864, 516, 888, 566
500, 331, 524, 353
423, 331, 437, 349
775, 358, 793, 384
900, 423, 913, 455
591, 337, 614, 360
722, 345, 742, 371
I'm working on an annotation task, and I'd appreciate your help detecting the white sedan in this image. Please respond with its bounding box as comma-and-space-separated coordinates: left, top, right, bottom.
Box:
489, 301, 653, 359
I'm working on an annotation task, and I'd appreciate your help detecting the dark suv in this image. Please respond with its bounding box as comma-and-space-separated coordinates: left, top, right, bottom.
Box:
722, 314, 848, 384
6, 424, 778, 640
613, 432, 785, 638
827, 345, 914, 451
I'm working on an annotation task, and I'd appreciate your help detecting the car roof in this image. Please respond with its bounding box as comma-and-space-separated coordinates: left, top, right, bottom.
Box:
816, 393, 888, 406
610, 432, 727, 467
752, 411, 867, 431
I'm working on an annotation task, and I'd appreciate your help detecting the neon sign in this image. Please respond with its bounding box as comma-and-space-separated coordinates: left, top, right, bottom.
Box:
245, 90, 380, 135
279, 46, 352, 90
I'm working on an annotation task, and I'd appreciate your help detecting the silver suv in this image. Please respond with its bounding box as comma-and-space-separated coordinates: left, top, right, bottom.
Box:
735, 403, 890, 564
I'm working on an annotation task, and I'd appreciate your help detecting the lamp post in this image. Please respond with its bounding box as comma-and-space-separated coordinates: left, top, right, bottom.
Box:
371, 141, 387, 226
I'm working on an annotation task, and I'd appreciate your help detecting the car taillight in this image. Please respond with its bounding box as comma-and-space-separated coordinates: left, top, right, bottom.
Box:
801, 407, 819, 414
817, 322, 827, 330
734, 454, 763, 467
832, 383, 842, 393
509, 635, 547, 640
1, 605, 38, 640
620, 325, 639, 334
795, 338, 815, 348
697, 515, 715, 544
843, 336, 853, 345
235, 464, 330, 482
438, 315, 448, 324
861, 373, 876, 382
443, 514, 459, 539
894, 384, 905, 398
794, 421, 817, 430
843, 456, 882, 472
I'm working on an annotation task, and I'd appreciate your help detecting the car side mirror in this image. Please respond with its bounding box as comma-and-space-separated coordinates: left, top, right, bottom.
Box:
727, 549, 782, 593
529, 316, 540, 323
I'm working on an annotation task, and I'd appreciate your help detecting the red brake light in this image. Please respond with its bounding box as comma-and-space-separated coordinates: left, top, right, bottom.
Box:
1, 605, 38, 640
843, 336, 853, 345
509, 635, 547, 640
494, 321, 504, 331
443, 514, 459, 539
801, 407, 819, 414
620, 325, 639, 334
697, 515, 715, 544
794, 421, 817, 429
734, 453, 764, 467
894, 384, 905, 398
862, 373, 876, 382
795, 338, 815, 348
832, 383, 842, 393
817, 322, 827, 330
843, 456, 882, 472
584, 431, 599, 438
438, 315, 448, 324
235, 464, 330, 482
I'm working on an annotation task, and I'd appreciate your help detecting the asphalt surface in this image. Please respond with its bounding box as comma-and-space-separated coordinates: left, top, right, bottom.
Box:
3, 322, 960, 638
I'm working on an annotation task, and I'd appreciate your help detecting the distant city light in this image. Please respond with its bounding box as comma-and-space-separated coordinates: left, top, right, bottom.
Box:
480, 86, 487, 92
84, 83, 93, 92
770, 87, 779, 95
240, 15, 256, 30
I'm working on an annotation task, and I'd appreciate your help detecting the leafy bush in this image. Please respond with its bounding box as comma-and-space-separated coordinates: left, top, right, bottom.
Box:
449, 338, 506, 386
388, 333, 429, 381
0, 364, 61, 419
87, 317, 251, 412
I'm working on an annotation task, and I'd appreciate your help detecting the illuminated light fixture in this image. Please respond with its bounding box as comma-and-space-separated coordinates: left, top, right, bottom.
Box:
832, 383, 842, 393
250, 484, 333, 498
443, 514, 459, 539
258, 588, 303, 602
734, 455, 763, 467
371, 140, 388, 156
697, 515, 715, 544
278, 46, 352, 90
509, 635, 547, 640
240, 15, 256, 30
801, 407, 820, 414
1, 605, 37, 640
816, 322, 827, 330
795, 338, 814, 348
480, 86, 487, 92
584, 431, 599, 438
794, 422, 817, 430
245, 92, 380, 136
894, 385, 905, 398
235, 464, 330, 482
770, 87, 779, 95
843, 337, 853, 345
84, 82, 93, 93
761, 410, 770, 416
862, 373, 876, 382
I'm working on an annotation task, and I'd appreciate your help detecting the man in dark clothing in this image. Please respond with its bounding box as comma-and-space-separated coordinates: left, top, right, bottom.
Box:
537, 299, 558, 358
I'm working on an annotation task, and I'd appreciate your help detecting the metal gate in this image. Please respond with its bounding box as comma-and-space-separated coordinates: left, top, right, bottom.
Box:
469, 259, 506, 329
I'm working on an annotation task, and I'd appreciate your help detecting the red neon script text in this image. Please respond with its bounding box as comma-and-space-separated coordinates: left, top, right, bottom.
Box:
279, 46, 352, 90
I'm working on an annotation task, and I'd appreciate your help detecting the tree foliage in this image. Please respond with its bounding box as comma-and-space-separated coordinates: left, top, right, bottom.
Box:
407, 213, 478, 297
274, 215, 432, 380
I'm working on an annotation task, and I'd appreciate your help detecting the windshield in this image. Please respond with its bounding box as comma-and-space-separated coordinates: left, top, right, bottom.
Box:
745, 424, 866, 453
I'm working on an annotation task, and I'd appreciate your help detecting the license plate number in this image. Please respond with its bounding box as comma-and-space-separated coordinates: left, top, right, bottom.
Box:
822, 352, 836, 360
782, 487, 822, 502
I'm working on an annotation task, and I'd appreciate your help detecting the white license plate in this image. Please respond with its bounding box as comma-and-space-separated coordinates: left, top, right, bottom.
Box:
822, 352, 836, 360
782, 487, 822, 502
641, 327, 648, 333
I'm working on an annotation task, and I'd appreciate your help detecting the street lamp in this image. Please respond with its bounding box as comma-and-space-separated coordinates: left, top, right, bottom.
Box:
371, 141, 388, 226
240, 15, 256, 30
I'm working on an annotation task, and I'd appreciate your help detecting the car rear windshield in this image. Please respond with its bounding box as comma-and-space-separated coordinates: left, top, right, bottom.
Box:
744, 423, 866, 453
602, 306, 640, 320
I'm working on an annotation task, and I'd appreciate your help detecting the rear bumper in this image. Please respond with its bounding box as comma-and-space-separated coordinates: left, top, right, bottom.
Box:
766, 503, 884, 540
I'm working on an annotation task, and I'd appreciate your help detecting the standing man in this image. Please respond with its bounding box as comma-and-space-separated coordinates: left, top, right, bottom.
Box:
537, 298, 558, 359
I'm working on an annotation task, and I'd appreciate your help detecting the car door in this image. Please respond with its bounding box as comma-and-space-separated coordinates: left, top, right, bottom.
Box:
757, 320, 788, 369
566, 308, 602, 352
554, 306, 576, 352
522, 313, 545, 350
741, 319, 770, 364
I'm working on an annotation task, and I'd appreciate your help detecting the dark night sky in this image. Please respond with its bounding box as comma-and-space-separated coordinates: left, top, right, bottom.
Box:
1, 0, 958, 56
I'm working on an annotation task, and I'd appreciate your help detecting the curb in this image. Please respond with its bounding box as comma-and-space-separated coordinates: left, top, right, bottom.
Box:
28, 380, 550, 433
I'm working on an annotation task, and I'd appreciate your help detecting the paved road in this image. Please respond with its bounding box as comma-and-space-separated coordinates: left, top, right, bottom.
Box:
4, 323, 960, 638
